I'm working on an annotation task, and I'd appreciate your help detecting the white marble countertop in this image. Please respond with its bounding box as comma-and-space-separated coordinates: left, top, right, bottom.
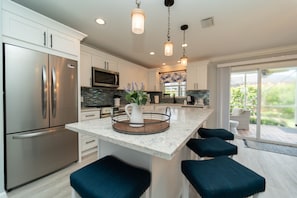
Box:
66, 107, 213, 160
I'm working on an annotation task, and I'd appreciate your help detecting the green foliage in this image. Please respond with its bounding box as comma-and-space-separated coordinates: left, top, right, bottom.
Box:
230, 83, 295, 127
125, 82, 148, 105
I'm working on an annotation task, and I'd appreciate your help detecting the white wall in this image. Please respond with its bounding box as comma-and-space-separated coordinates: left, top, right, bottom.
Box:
206, 62, 217, 128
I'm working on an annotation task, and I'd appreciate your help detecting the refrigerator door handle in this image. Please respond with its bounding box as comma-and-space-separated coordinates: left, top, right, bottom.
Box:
42, 65, 47, 119
52, 67, 57, 117
12, 129, 57, 139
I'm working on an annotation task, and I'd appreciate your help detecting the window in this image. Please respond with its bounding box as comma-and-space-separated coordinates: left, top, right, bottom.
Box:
159, 71, 186, 97
163, 82, 186, 97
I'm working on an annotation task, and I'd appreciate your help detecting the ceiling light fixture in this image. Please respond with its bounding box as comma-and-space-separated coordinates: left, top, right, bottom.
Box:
131, 0, 145, 34
164, 0, 174, 56
180, 24, 188, 66
95, 18, 105, 25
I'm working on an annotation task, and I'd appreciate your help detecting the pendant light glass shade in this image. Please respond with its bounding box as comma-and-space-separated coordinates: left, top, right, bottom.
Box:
164, 41, 173, 56
180, 55, 188, 66
131, 8, 145, 34
180, 24, 189, 66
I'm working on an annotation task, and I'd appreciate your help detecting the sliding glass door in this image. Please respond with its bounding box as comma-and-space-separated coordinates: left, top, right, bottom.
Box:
230, 67, 297, 146
260, 67, 297, 145
230, 71, 258, 139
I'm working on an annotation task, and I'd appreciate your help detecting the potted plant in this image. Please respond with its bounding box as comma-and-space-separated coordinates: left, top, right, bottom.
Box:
124, 82, 148, 127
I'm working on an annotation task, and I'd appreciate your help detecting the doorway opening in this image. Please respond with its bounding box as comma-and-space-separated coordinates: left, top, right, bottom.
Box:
230, 67, 297, 146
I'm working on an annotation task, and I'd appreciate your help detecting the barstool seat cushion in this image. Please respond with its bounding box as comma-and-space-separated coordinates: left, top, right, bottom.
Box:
182, 156, 266, 198
187, 137, 238, 157
198, 128, 234, 140
70, 155, 151, 198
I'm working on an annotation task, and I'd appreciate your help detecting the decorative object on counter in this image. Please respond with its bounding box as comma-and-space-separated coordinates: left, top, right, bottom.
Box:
112, 108, 171, 135
125, 82, 148, 105
113, 95, 121, 107
125, 103, 144, 127
124, 82, 148, 127
154, 95, 160, 104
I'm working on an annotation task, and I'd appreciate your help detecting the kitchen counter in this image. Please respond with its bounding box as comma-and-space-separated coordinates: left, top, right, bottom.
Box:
67, 107, 213, 160
66, 107, 213, 198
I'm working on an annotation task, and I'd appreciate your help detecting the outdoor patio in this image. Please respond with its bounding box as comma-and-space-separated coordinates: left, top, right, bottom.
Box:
237, 124, 297, 145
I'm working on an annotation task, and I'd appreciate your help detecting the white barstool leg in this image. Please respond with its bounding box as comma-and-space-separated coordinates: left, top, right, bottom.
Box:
71, 189, 81, 198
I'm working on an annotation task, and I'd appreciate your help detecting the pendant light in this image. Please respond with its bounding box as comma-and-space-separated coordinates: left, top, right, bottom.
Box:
131, 0, 145, 34
164, 0, 174, 56
180, 24, 188, 66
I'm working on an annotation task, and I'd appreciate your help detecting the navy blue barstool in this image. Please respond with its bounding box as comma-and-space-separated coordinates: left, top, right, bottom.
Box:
70, 155, 151, 198
181, 156, 266, 198
186, 137, 238, 158
198, 127, 234, 140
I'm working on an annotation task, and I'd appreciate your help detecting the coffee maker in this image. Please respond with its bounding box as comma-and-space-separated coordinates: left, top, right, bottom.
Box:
186, 95, 195, 105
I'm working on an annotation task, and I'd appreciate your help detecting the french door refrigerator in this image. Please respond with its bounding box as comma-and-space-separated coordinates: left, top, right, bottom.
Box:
3, 44, 78, 190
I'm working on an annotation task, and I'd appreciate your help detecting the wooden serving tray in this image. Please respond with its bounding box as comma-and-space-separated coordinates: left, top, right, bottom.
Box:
112, 119, 170, 135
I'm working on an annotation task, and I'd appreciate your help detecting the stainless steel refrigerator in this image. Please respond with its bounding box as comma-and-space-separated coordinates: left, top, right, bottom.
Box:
3, 44, 78, 190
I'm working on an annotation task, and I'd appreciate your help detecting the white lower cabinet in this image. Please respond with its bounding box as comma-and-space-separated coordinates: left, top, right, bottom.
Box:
80, 110, 100, 157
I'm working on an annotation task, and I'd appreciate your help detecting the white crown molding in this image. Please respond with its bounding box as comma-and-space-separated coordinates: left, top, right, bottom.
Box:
211, 45, 297, 66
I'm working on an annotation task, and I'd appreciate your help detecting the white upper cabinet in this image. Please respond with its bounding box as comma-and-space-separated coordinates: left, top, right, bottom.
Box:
118, 60, 148, 90
186, 60, 209, 90
2, 0, 86, 58
92, 54, 118, 71
2, 11, 47, 47
80, 51, 92, 87
147, 69, 160, 91
80, 45, 119, 87
47, 28, 79, 56
80, 45, 148, 89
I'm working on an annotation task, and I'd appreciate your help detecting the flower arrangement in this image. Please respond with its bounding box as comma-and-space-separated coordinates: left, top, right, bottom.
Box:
125, 82, 148, 105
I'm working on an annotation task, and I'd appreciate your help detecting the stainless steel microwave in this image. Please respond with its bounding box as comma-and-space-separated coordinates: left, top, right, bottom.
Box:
92, 67, 119, 88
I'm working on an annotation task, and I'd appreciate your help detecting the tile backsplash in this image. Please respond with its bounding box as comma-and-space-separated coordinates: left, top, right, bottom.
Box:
81, 87, 209, 107
81, 87, 126, 107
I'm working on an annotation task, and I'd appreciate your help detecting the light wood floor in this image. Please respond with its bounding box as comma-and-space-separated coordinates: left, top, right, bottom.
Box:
238, 124, 297, 145
7, 139, 297, 198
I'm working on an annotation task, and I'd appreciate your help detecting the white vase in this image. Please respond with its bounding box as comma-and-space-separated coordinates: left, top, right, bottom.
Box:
125, 103, 144, 127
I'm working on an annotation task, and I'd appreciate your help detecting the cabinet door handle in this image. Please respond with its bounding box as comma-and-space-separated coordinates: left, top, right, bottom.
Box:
42, 65, 47, 119
86, 140, 95, 144
51, 66, 57, 117
50, 34, 53, 48
43, 32, 46, 46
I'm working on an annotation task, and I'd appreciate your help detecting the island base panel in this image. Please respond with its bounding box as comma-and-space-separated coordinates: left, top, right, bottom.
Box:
98, 139, 191, 198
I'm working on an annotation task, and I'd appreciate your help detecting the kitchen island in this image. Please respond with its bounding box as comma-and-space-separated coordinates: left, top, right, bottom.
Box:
66, 106, 213, 198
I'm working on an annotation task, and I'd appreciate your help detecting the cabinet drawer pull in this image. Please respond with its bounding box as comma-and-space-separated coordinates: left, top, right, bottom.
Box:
86, 140, 95, 144
85, 114, 95, 117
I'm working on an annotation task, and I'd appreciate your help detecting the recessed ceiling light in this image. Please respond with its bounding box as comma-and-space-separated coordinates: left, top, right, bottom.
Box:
177, 60, 181, 63
182, 43, 188, 48
162, 63, 166, 66
95, 18, 105, 25
149, 52, 155, 55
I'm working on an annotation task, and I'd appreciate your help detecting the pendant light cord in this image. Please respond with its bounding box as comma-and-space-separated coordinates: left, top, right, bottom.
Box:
183, 30, 186, 56
167, 6, 171, 42
136, 0, 141, 8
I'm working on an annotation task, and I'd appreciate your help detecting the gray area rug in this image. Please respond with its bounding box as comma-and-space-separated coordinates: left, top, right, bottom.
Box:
243, 139, 297, 157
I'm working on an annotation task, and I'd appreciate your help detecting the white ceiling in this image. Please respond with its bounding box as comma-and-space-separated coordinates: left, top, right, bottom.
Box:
11, 0, 297, 68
